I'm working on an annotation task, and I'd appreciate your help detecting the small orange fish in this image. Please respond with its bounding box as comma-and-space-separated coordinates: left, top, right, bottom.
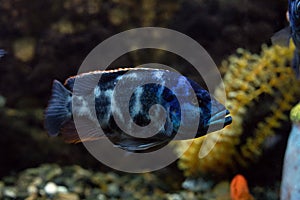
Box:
230, 174, 254, 200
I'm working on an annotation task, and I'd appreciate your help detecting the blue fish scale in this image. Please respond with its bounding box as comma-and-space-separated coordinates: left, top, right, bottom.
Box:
92, 80, 181, 139
64, 71, 176, 138
67, 69, 195, 142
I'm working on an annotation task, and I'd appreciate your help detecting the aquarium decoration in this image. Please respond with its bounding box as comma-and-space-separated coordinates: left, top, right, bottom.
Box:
230, 174, 254, 200
176, 43, 300, 177
280, 103, 300, 199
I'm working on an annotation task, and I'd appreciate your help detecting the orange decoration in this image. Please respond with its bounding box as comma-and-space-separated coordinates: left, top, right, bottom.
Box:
230, 174, 254, 200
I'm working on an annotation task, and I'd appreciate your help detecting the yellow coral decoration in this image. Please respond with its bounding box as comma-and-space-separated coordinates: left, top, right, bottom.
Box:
176, 43, 300, 177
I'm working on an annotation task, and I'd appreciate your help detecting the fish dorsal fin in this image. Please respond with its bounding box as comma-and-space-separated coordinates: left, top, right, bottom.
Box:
271, 27, 291, 47
61, 118, 105, 143
65, 72, 102, 95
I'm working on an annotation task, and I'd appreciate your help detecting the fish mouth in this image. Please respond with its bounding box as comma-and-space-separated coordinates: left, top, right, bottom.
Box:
207, 109, 232, 130
173, 109, 232, 137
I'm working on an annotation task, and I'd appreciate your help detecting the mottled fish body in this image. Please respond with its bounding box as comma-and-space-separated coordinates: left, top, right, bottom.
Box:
45, 68, 232, 152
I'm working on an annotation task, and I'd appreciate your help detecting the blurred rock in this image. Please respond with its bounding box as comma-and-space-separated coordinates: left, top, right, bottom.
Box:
13, 37, 36, 62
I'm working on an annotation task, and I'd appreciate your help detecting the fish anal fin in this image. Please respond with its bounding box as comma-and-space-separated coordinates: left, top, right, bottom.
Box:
61, 120, 81, 143
61, 118, 105, 143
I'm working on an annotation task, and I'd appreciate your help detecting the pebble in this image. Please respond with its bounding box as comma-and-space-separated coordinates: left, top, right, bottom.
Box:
107, 183, 120, 197
97, 193, 108, 200
57, 193, 80, 200
27, 184, 38, 194
44, 182, 58, 195
212, 181, 230, 197
57, 185, 68, 193
166, 193, 183, 200
182, 178, 213, 192
3, 187, 17, 198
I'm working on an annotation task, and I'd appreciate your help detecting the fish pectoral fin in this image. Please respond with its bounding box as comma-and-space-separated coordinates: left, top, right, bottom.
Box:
271, 27, 291, 47
114, 139, 169, 152
61, 118, 105, 143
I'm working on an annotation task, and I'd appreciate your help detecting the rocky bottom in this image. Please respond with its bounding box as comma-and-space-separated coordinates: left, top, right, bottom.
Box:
0, 164, 279, 200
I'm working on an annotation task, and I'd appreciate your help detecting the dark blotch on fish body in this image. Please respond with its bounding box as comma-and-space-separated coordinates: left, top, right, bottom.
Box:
44, 68, 232, 152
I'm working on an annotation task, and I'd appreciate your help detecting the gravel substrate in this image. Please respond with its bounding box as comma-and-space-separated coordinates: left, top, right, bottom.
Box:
0, 164, 279, 200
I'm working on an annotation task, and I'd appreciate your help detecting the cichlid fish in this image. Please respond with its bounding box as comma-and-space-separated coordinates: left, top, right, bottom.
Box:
0, 49, 6, 58
272, 0, 300, 77
45, 68, 232, 152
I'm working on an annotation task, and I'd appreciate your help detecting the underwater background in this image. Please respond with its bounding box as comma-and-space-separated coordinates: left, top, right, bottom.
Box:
0, 0, 298, 199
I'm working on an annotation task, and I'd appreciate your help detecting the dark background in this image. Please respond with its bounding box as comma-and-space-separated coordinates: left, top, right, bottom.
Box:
0, 0, 288, 178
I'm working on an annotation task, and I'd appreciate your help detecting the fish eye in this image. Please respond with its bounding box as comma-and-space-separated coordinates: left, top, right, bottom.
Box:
192, 97, 199, 106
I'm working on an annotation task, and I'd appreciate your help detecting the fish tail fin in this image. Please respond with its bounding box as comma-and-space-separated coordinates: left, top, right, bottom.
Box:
45, 80, 72, 136
292, 51, 300, 79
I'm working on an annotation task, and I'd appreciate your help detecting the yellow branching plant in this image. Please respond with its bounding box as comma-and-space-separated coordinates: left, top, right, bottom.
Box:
176, 44, 300, 177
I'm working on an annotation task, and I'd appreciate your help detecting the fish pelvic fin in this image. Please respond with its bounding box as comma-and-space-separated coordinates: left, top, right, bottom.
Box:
45, 80, 72, 136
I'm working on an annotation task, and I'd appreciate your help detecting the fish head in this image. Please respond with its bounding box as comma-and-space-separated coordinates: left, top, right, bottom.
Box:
204, 94, 232, 132
169, 77, 232, 139
193, 87, 232, 137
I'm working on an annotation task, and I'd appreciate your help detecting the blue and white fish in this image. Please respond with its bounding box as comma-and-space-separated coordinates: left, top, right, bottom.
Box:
0, 49, 6, 58
272, 0, 300, 77
45, 68, 232, 152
